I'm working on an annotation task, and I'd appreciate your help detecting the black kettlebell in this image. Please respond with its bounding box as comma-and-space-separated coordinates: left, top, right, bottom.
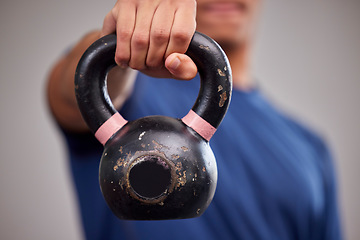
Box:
75, 32, 232, 220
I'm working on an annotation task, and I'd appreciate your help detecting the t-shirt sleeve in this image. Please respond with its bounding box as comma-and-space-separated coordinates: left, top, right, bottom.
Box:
281, 113, 343, 239
61, 127, 103, 160
317, 140, 343, 239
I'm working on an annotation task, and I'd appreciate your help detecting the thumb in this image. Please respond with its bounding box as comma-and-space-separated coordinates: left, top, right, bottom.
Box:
165, 53, 198, 80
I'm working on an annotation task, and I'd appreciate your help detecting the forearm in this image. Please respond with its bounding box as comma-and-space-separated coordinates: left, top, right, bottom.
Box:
47, 30, 136, 132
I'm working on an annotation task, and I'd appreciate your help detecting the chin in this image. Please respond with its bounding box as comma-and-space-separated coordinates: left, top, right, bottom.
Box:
196, 24, 248, 49
195, 0, 259, 50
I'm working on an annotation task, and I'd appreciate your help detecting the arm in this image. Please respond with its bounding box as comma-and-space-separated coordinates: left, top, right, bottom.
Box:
47, 31, 136, 132
47, 0, 198, 132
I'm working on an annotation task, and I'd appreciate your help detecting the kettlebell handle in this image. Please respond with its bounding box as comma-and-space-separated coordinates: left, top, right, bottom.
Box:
75, 32, 232, 144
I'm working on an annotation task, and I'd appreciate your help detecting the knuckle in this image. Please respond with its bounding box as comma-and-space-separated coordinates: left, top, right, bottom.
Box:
172, 30, 192, 44
151, 29, 169, 44
110, 6, 118, 18
132, 33, 149, 49
114, 54, 128, 65
117, 28, 132, 41
114, 49, 130, 65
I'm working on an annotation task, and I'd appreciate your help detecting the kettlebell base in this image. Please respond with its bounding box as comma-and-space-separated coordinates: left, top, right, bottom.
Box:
99, 116, 217, 220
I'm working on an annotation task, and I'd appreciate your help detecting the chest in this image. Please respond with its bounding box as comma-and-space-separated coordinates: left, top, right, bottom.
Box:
211, 101, 326, 227
123, 75, 326, 223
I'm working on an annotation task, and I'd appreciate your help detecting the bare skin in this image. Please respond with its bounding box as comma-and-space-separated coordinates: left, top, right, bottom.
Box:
47, 0, 261, 132
47, 31, 137, 132
196, 0, 261, 90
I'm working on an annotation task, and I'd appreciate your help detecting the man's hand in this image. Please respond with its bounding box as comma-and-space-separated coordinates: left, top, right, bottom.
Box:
101, 0, 198, 80
47, 0, 199, 132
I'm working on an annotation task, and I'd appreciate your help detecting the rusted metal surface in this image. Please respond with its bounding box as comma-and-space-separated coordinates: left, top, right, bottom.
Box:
75, 32, 232, 220
219, 91, 228, 107
99, 116, 217, 220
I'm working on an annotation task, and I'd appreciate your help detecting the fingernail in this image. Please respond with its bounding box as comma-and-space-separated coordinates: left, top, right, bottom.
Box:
168, 56, 181, 71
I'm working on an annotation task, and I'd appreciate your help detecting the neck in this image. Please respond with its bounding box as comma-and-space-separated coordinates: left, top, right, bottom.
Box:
222, 42, 253, 91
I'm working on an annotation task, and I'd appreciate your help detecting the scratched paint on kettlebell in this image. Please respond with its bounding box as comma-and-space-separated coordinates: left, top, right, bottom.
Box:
177, 170, 187, 189
152, 140, 169, 150
126, 151, 132, 159
192, 172, 198, 183
181, 146, 189, 152
171, 154, 180, 160
219, 91, 227, 107
175, 162, 182, 172
174, 161, 187, 189
217, 69, 226, 77
118, 179, 124, 190
199, 44, 210, 51
196, 208, 201, 215
113, 158, 126, 171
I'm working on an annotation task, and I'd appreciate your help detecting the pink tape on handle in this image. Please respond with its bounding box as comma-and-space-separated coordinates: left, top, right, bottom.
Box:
182, 110, 216, 141
95, 113, 128, 145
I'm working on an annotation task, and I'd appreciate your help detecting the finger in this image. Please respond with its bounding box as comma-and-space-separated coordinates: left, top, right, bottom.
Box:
114, 1, 136, 67
101, 10, 116, 37
129, 3, 158, 70
165, 3, 196, 58
165, 53, 198, 80
146, 3, 174, 68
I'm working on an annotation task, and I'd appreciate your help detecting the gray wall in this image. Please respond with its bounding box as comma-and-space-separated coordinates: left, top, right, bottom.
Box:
0, 0, 359, 239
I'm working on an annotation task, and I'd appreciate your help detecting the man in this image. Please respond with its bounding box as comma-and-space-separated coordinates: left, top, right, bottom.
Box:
47, 0, 342, 239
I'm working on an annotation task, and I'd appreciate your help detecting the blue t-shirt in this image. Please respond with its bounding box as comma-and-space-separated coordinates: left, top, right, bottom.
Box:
64, 73, 342, 240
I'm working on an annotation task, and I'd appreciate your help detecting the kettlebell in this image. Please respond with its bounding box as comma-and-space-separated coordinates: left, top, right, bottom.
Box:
75, 32, 232, 220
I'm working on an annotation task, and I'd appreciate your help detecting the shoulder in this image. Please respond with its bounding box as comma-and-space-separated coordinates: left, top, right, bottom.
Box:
284, 113, 331, 157
256, 90, 334, 164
